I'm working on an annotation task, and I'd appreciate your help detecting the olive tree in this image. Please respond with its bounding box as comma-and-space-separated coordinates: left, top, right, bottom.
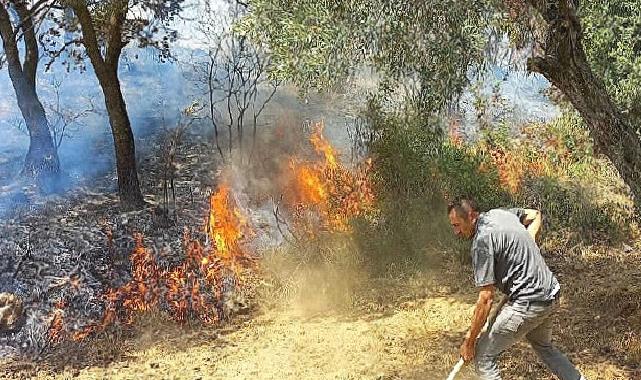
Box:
0, 0, 61, 190
240, 0, 641, 211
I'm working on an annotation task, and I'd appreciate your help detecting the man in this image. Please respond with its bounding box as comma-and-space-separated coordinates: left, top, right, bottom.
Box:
447, 198, 586, 380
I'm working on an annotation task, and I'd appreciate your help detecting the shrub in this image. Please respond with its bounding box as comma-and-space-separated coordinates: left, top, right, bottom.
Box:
364, 107, 635, 260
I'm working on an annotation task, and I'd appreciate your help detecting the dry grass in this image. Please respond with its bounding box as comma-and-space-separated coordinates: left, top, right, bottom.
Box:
1, 243, 639, 380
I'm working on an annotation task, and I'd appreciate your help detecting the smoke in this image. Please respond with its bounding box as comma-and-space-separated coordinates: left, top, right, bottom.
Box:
207, 92, 371, 315
0, 46, 208, 215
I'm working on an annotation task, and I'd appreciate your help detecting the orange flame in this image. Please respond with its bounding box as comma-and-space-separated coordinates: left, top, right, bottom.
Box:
48, 300, 66, 343
51, 123, 374, 343
309, 125, 338, 169
207, 185, 249, 262
285, 122, 375, 232
485, 147, 548, 194
448, 118, 464, 147
63, 184, 254, 342
290, 161, 329, 205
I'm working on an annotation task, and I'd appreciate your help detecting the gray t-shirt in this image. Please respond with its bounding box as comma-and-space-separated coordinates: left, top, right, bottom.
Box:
471, 208, 560, 303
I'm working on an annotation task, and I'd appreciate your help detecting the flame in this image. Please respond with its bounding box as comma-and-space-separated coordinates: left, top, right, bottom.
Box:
51, 123, 374, 343
122, 234, 161, 315
48, 300, 66, 343
207, 185, 248, 261
448, 118, 464, 147
63, 184, 253, 342
485, 147, 548, 194
285, 122, 375, 232
309, 125, 338, 169
291, 161, 329, 205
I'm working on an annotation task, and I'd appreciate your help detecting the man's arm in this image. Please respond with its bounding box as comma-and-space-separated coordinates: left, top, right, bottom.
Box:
518, 208, 542, 241
461, 285, 495, 362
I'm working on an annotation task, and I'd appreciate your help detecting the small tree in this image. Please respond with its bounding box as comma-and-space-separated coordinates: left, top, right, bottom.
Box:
190, 0, 278, 162
46, 0, 185, 209
44, 75, 96, 152
0, 0, 61, 190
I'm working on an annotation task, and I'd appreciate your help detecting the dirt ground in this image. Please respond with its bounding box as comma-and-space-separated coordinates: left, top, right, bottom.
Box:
2, 245, 639, 380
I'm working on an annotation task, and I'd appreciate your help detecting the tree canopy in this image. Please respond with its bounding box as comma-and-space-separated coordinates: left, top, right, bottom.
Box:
240, 0, 641, 121
239, 0, 492, 116
580, 0, 641, 125
240, 0, 641, 211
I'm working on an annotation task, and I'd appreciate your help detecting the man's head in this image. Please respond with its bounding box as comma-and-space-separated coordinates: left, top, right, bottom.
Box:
447, 198, 480, 240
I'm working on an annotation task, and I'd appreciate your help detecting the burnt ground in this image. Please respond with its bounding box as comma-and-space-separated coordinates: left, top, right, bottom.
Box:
1, 247, 640, 380
0, 119, 640, 379
0, 122, 221, 360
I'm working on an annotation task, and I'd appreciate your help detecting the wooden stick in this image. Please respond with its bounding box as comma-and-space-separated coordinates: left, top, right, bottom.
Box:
446, 358, 464, 380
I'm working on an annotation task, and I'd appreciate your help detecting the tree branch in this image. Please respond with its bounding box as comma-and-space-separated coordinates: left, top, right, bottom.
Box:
0, 2, 22, 74
526, 56, 555, 75
105, 0, 127, 66
66, 0, 106, 72
12, 1, 39, 88
43, 37, 83, 71
10, 0, 56, 32
525, 0, 556, 23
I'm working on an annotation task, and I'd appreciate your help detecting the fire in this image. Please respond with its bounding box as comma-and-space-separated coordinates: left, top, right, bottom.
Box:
285, 122, 375, 232
48, 300, 66, 343
449, 118, 464, 147
483, 141, 549, 195
489, 148, 523, 194
291, 162, 329, 205
120, 234, 162, 316
207, 185, 249, 262
49, 122, 375, 344
57, 184, 253, 342
309, 127, 338, 169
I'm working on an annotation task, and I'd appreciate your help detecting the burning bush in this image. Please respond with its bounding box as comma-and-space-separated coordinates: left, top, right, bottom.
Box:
49, 184, 255, 343
368, 108, 635, 252
283, 122, 375, 234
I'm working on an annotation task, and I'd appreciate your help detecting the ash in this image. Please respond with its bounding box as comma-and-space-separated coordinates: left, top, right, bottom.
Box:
0, 128, 255, 360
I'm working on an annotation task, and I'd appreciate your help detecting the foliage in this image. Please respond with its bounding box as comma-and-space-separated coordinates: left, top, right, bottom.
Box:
241, 0, 640, 121
362, 101, 634, 254
354, 109, 509, 266
580, 0, 641, 126
239, 0, 492, 116
41, 0, 185, 71
477, 111, 634, 243
492, 0, 641, 125
240, 0, 641, 225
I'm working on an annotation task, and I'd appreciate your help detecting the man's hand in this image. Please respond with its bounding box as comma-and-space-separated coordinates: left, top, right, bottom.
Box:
460, 338, 475, 363
520, 209, 542, 242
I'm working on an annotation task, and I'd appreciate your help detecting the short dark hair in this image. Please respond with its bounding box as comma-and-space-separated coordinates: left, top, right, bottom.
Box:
447, 197, 479, 216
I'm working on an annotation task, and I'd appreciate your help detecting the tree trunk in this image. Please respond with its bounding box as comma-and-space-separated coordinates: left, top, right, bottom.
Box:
69, 1, 145, 209
0, 4, 61, 191
97, 67, 146, 209
18, 85, 61, 182
526, 0, 641, 212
